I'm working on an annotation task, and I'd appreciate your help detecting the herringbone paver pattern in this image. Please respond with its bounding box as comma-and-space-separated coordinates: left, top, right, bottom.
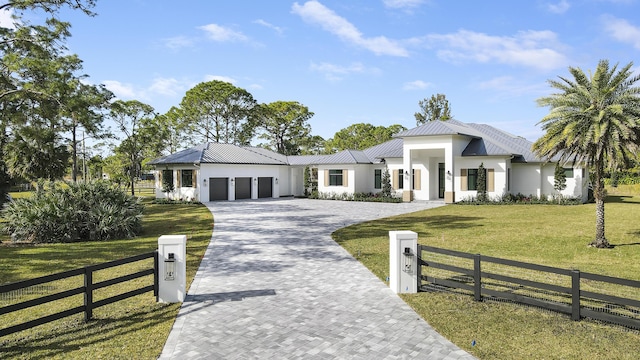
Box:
160, 198, 475, 359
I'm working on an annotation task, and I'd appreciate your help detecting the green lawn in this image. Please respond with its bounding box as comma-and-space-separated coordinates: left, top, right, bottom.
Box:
0, 198, 213, 360
333, 189, 640, 360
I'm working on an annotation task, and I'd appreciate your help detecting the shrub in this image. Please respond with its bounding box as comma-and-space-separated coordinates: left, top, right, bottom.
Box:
2, 181, 144, 243
456, 192, 581, 205
312, 191, 402, 203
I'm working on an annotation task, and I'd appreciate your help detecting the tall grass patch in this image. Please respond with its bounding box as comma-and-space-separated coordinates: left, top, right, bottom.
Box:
2, 182, 143, 243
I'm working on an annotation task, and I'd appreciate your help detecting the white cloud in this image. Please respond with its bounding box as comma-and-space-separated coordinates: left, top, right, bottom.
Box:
547, 1, 570, 14
149, 77, 182, 97
291, 1, 409, 57
199, 23, 248, 42
422, 29, 568, 71
402, 80, 431, 90
103, 80, 140, 99
204, 75, 237, 84
476, 76, 548, 98
602, 15, 640, 49
253, 19, 283, 34
248, 84, 264, 90
0, 8, 17, 29
383, 0, 426, 9
163, 36, 195, 49
310, 61, 378, 81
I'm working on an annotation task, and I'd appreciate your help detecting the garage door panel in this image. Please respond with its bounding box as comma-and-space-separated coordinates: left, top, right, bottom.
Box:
235, 177, 251, 199
258, 177, 272, 198
209, 178, 228, 201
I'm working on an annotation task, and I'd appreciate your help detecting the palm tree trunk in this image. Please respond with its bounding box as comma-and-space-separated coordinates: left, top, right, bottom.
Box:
590, 165, 611, 248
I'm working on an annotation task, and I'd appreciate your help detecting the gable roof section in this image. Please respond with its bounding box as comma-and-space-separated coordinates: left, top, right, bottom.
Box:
394, 119, 480, 138
148, 144, 206, 165
313, 149, 372, 164
395, 119, 544, 163
149, 143, 288, 165
462, 122, 541, 162
363, 138, 403, 161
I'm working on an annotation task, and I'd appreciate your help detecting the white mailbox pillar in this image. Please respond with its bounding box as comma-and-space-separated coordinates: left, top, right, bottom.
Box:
389, 230, 418, 294
158, 235, 187, 303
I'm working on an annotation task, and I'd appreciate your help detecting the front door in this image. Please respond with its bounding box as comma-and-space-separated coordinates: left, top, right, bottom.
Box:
438, 163, 445, 199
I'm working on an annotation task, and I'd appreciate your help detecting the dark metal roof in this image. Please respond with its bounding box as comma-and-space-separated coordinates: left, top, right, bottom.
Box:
394, 120, 480, 138
150, 121, 547, 166
363, 138, 404, 161
313, 149, 372, 164
394, 119, 545, 162
149, 143, 288, 165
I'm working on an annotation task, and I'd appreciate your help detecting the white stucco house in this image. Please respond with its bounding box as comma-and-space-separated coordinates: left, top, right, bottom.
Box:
148, 120, 589, 203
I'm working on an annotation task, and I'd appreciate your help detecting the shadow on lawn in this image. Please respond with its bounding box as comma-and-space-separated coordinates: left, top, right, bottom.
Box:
605, 195, 640, 204
0, 302, 177, 359
334, 214, 483, 242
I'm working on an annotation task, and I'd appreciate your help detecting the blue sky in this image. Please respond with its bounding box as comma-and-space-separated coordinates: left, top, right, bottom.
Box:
5, 0, 640, 144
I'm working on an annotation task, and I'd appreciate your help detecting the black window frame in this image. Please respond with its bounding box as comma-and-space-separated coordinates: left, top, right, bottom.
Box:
181, 169, 193, 188
564, 168, 574, 178
329, 169, 343, 186
374, 169, 382, 189
468, 169, 478, 191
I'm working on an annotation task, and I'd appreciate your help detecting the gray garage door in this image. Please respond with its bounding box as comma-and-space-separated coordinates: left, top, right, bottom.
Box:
235, 177, 252, 199
209, 178, 228, 201
258, 177, 273, 198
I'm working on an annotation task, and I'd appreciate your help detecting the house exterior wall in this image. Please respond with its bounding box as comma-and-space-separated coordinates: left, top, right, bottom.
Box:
155, 165, 200, 201
318, 166, 355, 196
354, 165, 370, 193
290, 166, 305, 197
511, 163, 541, 197
179, 163, 288, 202
454, 156, 508, 201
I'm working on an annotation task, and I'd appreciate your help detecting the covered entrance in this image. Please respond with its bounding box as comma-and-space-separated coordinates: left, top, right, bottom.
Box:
235, 177, 252, 199
209, 178, 228, 201
258, 177, 273, 198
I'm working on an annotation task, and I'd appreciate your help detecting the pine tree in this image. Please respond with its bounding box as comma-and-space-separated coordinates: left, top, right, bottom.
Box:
554, 163, 567, 202
381, 168, 392, 198
477, 163, 487, 202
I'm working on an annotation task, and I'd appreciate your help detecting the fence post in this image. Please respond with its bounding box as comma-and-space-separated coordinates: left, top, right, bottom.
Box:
84, 266, 94, 321
154, 250, 159, 302
474, 254, 482, 302
571, 270, 581, 321
416, 245, 422, 291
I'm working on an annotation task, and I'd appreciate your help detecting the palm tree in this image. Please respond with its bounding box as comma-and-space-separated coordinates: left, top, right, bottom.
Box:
533, 60, 640, 248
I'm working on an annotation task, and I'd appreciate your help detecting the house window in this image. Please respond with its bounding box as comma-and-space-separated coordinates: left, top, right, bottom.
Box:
564, 168, 574, 178
507, 168, 511, 192
398, 169, 404, 189
467, 169, 478, 190
374, 169, 382, 189
181, 170, 193, 187
329, 169, 343, 186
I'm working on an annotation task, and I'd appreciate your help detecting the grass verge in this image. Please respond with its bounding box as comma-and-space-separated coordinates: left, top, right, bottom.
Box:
0, 198, 213, 360
333, 190, 640, 360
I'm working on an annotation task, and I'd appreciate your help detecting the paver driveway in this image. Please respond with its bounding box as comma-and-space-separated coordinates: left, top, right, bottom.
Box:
160, 198, 475, 359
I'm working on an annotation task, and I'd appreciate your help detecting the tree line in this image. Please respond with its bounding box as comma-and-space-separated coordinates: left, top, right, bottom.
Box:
0, 0, 417, 196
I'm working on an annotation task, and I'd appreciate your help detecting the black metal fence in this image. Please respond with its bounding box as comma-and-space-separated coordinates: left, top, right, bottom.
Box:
418, 245, 640, 330
0, 251, 158, 338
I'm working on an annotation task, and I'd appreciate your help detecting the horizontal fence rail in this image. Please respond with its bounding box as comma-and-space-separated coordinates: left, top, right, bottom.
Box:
418, 245, 640, 330
0, 251, 158, 338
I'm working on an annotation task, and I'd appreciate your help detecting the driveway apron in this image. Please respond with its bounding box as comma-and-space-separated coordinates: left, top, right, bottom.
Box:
160, 198, 475, 360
